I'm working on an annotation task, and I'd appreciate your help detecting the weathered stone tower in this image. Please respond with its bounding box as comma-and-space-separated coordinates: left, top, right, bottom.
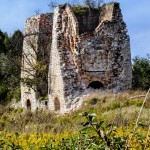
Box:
21, 2, 132, 113
21, 14, 53, 111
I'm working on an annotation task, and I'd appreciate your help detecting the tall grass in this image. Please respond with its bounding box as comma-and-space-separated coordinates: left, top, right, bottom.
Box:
0, 90, 149, 149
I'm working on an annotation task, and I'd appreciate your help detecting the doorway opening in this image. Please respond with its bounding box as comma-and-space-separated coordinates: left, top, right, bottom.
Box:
45, 101, 48, 109
26, 99, 31, 109
54, 97, 60, 111
45, 101, 48, 106
88, 81, 104, 89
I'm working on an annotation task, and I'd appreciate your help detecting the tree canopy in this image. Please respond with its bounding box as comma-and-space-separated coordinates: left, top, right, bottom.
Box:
132, 55, 150, 90
0, 30, 23, 103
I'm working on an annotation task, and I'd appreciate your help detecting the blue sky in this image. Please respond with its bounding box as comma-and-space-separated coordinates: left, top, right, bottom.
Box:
0, 0, 149, 58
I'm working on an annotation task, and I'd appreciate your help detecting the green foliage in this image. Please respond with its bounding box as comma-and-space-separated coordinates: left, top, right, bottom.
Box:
105, 99, 143, 111
128, 99, 143, 107
0, 30, 9, 53
72, 6, 87, 15
8, 30, 23, 57
0, 111, 149, 149
88, 98, 99, 105
0, 29, 23, 103
0, 92, 149, 149
132, 55, 150, 90
79, 112, 128, 149
7, 88, 21, 102
106, 101, 121, 110
0, 83, 8, 103
79, 112, 149, 149
21, 78, 37, 91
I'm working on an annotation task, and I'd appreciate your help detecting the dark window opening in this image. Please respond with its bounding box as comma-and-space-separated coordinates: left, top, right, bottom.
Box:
54, 97, 60, 111
26, 99, 31, 109
45, 101, 48, 106
88, 81, 104, 89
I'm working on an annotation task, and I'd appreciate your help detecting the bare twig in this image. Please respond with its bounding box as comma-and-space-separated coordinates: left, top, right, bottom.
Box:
128, 95, 145, 100
134, 88, 150, 132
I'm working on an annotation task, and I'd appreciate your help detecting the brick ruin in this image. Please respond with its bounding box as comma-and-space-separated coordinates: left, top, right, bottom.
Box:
21, 2, 132, 113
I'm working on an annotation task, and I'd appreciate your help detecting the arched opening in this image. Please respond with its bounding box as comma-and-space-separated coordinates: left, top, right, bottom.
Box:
54, 97, 60, 111
45, 101, 48, 106
26, 99, 31, 109
88, 81, 104, 89
45, 101, 48, 109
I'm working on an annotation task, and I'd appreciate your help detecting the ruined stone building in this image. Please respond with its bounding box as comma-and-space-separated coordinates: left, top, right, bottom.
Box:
21, 2, 132, 113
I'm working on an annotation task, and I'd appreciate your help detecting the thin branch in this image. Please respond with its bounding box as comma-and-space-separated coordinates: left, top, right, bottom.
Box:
128, 95, 145, 100
134, 88, 150, 132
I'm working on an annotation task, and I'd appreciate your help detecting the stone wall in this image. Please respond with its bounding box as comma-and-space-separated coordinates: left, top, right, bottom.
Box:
48, 3, 132, 113
21, 2, 132, 113
21, 13, 53, 111
48, 7, 66, 113
76, 2, 132, 92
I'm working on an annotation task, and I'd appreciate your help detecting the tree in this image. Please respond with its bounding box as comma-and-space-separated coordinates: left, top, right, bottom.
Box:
0, 31, 10, 102
3, 30, 23, 88
0, 30, 23, 102
132, 55, 150, 90
21, 33, 50, 98
8, 30, 23, 57
0, 30, 9, 54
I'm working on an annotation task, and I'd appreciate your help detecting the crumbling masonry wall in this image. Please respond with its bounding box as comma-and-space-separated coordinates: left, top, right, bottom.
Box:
21, 2, 132, 113
21, 14, 53, 111
48, 3, 132, 113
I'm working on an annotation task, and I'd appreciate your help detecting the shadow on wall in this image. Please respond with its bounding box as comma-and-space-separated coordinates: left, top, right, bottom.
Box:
88, 81, 104, 89
45, 101, 48, 108
54, 97, 60, 111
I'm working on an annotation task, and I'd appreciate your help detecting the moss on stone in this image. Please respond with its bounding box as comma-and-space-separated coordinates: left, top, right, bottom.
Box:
72, 6, 87, 15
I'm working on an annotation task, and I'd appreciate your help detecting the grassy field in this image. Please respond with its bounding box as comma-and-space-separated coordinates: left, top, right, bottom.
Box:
0, 90, 149, 149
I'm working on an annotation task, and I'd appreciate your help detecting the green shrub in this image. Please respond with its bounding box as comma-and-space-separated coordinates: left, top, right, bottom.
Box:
128, 99, 143, 107
0, 83, 8, 102
7, 88, 21, 102
72, 6, 87, 15
132, 56, 150, 90
88, 98, 99, 105
107, 101, 121, 110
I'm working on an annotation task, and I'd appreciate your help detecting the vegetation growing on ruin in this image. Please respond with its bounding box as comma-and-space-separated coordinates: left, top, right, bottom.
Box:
72, 6, 100, 16
0, 1, 149, 104
0, 0, 149, 148
72, 6, 87, 15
